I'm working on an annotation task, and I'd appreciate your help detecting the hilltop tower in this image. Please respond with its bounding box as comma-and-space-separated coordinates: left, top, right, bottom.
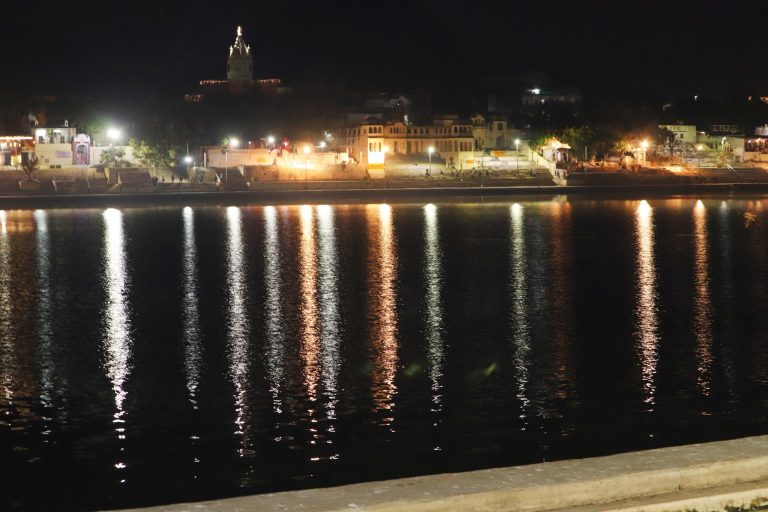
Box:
227, 26, 253, 83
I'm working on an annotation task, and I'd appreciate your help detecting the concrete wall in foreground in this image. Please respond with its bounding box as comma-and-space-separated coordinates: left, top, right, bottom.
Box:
118, 435, 768, 512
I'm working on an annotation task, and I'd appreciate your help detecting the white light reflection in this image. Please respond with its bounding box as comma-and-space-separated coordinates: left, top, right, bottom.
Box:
225, 206, 251, 453
634, 200, 659, 406
263, 206, 285, 414
298, 205, 320, 402
510, 203, 531, 414
0, 210, 13, 404
182, 207, 202, 408
693, 200, 712, 395
423, 204, 445, 413
102, 208, 132, 440
34, 210, 57, 407
368, 204, 399, 421
317, 205, 340, 425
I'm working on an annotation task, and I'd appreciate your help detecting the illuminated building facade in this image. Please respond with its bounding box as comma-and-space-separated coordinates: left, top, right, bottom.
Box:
341, 115, 523, 172
0, 136, 34, 167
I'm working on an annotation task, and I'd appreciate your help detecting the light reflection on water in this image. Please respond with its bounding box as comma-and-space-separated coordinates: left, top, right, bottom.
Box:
634, 200, 659, 406
34, 210, 58, 409
263, 206, 285, 415
317, 205, 340, 423
6, 199, 768, 510
368, 204, 399, 421
182, 207, 202, 408
224, 206, 251, 454
298, 205, 320, 403
717, 201, 737, 399
693, 200, 713, 396
509, 203, 531, 415
0, 210, 14, 404
548, 200, 574, 411
423, 204, 444, 411
101, 208, 131, 451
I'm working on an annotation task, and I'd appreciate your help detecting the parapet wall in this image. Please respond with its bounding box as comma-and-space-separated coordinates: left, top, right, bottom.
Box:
119, 435, 768, 511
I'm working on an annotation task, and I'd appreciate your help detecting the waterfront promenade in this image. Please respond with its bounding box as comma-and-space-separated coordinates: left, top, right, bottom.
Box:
1, 166, 768, 208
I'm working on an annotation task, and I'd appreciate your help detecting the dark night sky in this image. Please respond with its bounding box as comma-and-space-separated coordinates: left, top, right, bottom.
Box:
1, 0, 766, 103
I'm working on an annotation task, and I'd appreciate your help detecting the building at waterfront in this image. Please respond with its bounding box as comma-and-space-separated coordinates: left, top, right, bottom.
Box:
0, 136, 34, 167
340, 114, 522, 172
33, 122, 79, 169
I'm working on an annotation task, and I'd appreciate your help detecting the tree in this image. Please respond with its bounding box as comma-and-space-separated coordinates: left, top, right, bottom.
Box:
654, 127, 677, 159
100, 147, 131, 168
21, 156, 39, 182
129, 138, 177, 168
528, 131, 559, 154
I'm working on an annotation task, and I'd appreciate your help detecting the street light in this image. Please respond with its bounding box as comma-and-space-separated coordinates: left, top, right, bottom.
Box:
695, 143, 704, 173
428, 146, 434, 176
319, 141, 327, 150
514, 138, 520, 171
223, 137, 239, 186
383, 145, 389, 184
184, 155, 193, 180
107, 127, 121, 147
303, 145, 311, 188
267, 135, 275, 149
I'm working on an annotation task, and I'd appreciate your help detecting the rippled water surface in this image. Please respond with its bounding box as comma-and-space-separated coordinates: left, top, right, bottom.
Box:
3, 196, 768, 510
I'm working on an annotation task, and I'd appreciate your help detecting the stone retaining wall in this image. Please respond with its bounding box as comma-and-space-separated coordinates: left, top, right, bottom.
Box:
116, 435, 768, 512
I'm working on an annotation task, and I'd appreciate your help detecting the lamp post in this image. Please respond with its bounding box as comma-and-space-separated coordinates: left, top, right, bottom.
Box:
695, 144, 703, 175
222, 137, 239, 186
514, 138, 520, 172
428, 146, 434, 176
184, 155, 193, 181
303, 145, 310, 188
267, 135, 275, 150
383, 145, 389, 186
640, 139, 649, 168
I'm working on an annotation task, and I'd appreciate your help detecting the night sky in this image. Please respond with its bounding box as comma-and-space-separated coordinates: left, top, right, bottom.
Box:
1, 0, 765, 102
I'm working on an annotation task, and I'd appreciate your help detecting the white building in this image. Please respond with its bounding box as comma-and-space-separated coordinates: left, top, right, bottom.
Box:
33, 124, 77, 169
658, 124, 697, 145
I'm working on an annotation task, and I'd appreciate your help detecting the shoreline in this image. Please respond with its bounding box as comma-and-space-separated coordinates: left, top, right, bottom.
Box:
117, 435, 768, 512
0, 182, 767, 208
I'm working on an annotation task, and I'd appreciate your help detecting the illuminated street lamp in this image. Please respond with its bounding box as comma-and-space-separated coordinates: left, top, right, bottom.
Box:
428, 146, 434, 175
319, 141, 327, 150
383, 145, 389, 183
222, 137, 239, 186
303, 145, 311, 188
267, 135, 275, 149
514, 138, 521, 171
107, 127, 121, 147
695, 143, 704, 172
184, 155, 193, 179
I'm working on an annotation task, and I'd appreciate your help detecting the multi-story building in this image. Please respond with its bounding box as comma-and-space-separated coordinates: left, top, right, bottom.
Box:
341, 117, 474, 173
470, 114, 518, 150
33, 122, 78, 169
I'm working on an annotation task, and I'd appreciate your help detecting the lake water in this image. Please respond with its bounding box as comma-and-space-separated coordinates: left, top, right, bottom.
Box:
3, 196, 768, 510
